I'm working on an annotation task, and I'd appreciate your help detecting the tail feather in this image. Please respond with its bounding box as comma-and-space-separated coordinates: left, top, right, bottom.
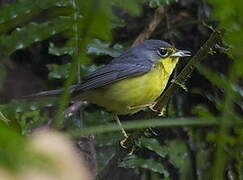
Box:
22, 88, 63, 98
22, 84, 81, 98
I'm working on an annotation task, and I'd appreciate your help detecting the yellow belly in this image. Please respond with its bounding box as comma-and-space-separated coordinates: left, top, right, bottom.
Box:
86, 60, 174, 115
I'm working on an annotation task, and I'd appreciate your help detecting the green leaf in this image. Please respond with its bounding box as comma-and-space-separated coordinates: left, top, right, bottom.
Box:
232, 84, 243, 98
48, 63, 70, 80
0, 111, 10, 124
0, 122, 26, 170
87, 39, 124, 57
0, 0, 70, 34
48, 42, 74, 56
0, 16, 71, 57
0, 99, 57, 135
111, 15, 126, 28
140, 137, 168, 158
197, 65, 228, 88
113, 0, 143, 15
0, 100, 56, 121
83, 111, 112, 126
47, 63, 99, 80
149, 0, 177, 8
191, 105, 213, 118
166, 140, 193, 180
96, 144, 116, 171
0, 0, 69, 24
77, 0, 113, 41
95, 131, 122, 147
119, 155, 169, 176
54, 0, 73, 7
0, 0, 39, 24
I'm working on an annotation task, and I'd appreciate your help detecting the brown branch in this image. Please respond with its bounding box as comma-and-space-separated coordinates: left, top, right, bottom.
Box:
97, 30, 221, 180
133, 6, 165, 46
64, 101, 88, 118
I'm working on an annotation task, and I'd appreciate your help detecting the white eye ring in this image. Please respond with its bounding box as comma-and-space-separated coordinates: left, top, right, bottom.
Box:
157, 48, 169, 57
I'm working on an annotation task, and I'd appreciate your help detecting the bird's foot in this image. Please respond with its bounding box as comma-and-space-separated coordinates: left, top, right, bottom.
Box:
128, 146, 136, 155
149, 103, 166, 116
120, 134, 129, 148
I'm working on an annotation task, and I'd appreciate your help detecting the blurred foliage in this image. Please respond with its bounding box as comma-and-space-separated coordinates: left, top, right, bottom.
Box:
140, 137, 167, 158
0, 64, 6, 90
0, 0, 141, 58
87, 39, 124, 57
47, 63, 98, 80
204, 0, 243, 179
118, 136, 193, 179
0, 122, 26, 170
0, 0, 242, 180
0, 130, 92, 179
0, 99, 56, 134
119, 154, 169, 177
149, 0, 177, 8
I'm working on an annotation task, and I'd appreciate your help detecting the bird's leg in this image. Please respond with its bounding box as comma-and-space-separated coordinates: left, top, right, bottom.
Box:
128, 102, 156, 110
129, 102, 166, 116
113, 114, 128, 148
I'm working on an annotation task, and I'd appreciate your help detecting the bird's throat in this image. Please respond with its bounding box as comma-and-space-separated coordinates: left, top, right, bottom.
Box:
159, 57, 179, 75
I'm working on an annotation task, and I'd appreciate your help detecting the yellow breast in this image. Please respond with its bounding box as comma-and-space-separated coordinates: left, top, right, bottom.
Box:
86, 57, 179, 115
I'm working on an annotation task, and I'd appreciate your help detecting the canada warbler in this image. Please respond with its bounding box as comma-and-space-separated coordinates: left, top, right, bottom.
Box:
29, 40, 191, 143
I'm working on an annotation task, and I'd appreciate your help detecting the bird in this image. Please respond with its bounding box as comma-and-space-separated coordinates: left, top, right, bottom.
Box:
27, 40, 191, 146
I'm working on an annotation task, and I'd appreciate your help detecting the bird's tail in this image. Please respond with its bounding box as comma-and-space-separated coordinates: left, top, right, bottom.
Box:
23, 84, 80, 98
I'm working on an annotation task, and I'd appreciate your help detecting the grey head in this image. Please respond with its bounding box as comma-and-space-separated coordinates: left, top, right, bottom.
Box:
133, 40, 174, 62
110, 39, 191, 65
136, 39, 173, 50
133, 39, 191, 60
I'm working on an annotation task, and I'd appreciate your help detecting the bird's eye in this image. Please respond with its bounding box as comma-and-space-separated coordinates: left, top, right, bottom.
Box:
158, 48, 169, 57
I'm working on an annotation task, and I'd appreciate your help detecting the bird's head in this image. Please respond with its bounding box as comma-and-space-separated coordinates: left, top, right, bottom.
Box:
136, 40, 191, 74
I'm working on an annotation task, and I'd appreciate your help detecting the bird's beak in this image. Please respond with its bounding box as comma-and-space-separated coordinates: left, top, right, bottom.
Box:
170, 50, 191, 57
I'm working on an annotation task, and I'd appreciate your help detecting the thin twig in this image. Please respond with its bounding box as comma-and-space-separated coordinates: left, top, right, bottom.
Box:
133, 6, 165, 46
64, 101, 88, 118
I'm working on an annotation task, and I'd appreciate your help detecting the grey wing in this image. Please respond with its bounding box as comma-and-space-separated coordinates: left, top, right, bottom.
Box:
24, 60, 152, 98
72, 62, 153, 93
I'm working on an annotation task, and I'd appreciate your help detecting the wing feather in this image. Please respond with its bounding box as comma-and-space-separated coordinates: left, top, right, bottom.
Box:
72, 61, 152, 93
